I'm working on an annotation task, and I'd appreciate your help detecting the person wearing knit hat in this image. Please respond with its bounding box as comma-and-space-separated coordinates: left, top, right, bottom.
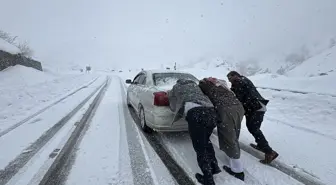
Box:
199, 77, 245, 181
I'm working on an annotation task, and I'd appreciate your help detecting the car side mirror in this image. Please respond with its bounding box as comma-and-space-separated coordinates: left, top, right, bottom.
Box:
125, 79, 132, 84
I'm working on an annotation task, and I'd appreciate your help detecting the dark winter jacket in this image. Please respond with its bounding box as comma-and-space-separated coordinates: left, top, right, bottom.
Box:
199, 79, 242, 108
230, 76, 269, 114
168, 79, 214, 123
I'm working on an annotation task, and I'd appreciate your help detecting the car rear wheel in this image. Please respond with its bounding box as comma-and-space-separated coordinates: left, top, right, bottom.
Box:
126, 92, 131, 107
139, 106, 152, 133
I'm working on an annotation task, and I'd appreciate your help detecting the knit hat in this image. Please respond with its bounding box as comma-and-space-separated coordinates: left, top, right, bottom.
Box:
206, 77, 230, 90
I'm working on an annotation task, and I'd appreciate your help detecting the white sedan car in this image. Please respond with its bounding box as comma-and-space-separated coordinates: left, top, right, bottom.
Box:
126, 70, 199, 132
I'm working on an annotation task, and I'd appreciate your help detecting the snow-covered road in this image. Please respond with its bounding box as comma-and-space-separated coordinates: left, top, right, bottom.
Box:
0, 76, 107, 185
66, 77, 176, 185
240, 88, 336, 185
119, 78, 304, 185
0, 66, 100, 133
0, 75, 334, 185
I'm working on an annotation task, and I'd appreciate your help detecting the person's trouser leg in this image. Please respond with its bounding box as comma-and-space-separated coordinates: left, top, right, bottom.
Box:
245, 111, 272, 153
216, 105, 244, 173
229, 158, 243, 173
204, 125, 219, 171
186, 108, 215, 184
217, 106, 241, 159
202, 109, 219, 170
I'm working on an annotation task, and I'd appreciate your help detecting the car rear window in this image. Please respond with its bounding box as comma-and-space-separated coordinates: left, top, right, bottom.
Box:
153, 73, 199, 86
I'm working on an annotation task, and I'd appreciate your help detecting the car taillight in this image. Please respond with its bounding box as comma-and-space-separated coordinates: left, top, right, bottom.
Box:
153, 92, 169, 106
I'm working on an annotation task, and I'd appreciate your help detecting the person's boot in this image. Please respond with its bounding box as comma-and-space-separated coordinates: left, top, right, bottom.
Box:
223, 165, 244, 181
211, 163, 221, 175
250, 143, 265, 153
260, 150, 279, 164
195, 173, 215, 185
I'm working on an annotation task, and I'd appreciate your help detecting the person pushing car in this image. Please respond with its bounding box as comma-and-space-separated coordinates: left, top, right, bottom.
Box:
168, 79, 221, 185
227, 71, 278, 164
199, 77, 245, 181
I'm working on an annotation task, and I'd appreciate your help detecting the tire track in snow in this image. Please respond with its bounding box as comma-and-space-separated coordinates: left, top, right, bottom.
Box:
0, 78, 106, 185
265, 116, 336, 141
257, 87, 336, 140
39, 77, 110, 185
117, 87, 136, 185
0, 76, 100, 138
118, 81, 155, 185
211, 131, 326, 185
119, 82, 194, 185
127, 108, 194, 185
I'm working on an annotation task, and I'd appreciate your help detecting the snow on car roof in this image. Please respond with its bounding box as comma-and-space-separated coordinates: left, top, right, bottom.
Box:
146, 69, 191, 74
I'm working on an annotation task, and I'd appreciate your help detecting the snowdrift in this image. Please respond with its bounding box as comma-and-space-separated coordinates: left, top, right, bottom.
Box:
0, 65, 56, 87
0, 38, 20, 54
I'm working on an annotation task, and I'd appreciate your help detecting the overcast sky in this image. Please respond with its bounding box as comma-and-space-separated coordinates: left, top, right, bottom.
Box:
1, 0, 336, 70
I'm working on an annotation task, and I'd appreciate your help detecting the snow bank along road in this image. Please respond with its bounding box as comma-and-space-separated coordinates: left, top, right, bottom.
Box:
0, 76, 99, 138
0, 75, 331, 185
0, 73, 100, 133
0, 76, 108, 185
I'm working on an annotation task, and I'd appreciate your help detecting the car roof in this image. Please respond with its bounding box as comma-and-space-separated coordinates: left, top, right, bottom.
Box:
145, 69, 192, 75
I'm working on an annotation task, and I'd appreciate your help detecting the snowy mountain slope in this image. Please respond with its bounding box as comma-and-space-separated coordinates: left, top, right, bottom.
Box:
249, 46, 336, 95
118, 44, 336, 95
159, 43, 335, 95
171, 36, 336, 77
287, 46, 336, 77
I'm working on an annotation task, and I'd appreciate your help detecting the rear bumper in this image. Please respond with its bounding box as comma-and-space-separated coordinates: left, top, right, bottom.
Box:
146, 107, 188, 132
151, 122, 189, 132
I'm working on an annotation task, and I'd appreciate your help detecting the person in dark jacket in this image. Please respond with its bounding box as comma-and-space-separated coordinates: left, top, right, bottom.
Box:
168, 79, 221, 185
199, 77, 245, 181
227, 71, 278, 164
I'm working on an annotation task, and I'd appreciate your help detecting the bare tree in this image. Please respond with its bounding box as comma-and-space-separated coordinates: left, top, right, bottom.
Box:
0, 30, 18, 44
17, 41, 33, 58
0, 29, 33, 57
0, 30, 7, 38
0, 30, 11, 42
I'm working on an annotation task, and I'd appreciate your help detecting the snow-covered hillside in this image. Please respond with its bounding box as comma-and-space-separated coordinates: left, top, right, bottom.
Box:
170, 45, 335, 95
248, 46, 336, 95
287, 46, 336, 77
176, 40, 335, 75
0, 38, 20, 54
117, 44, 336, 96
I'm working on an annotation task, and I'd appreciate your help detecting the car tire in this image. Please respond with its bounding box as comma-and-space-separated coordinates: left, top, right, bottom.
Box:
139, 106, 152, 133
126, 92, 132, 107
